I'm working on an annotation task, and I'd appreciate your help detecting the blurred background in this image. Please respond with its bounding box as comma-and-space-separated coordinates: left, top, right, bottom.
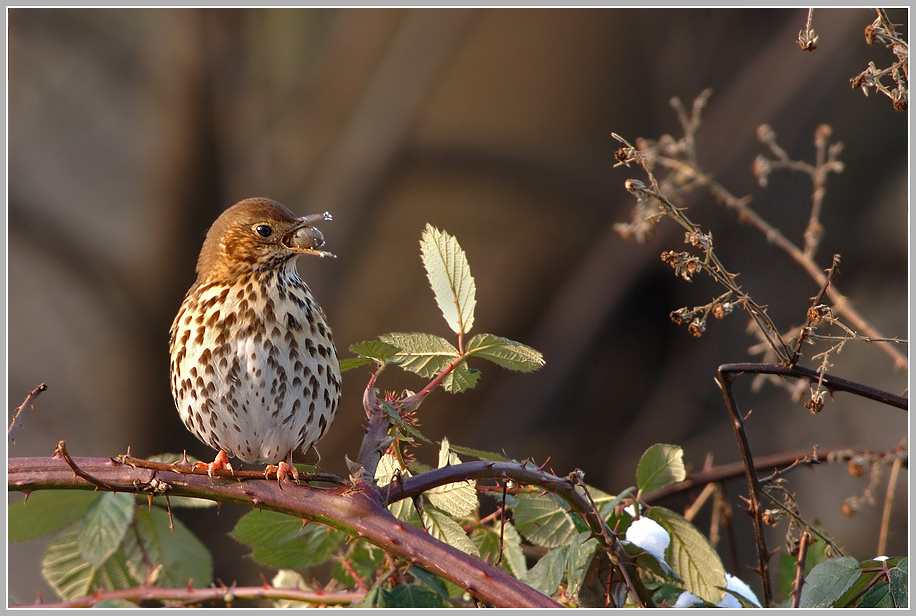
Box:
8, 7, 908, 604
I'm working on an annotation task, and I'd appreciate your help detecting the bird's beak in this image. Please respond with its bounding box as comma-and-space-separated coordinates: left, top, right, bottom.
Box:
283, 212, 336, 258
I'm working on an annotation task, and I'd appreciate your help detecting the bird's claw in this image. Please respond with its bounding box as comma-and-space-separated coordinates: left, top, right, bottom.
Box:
193, 450, 234, 478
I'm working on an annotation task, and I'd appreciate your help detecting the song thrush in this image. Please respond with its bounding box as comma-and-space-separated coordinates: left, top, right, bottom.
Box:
169, 198, 341, 479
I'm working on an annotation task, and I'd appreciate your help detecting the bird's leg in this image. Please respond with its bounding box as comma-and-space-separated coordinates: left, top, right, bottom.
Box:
266, 451, 300, 484
193, 450, 234, 478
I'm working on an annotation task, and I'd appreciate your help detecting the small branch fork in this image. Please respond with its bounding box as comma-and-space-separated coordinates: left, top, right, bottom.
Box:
8, 383, 47, 445
715, 362, 907, 607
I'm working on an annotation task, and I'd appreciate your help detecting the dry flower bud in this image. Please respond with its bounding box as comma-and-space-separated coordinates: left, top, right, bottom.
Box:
756, 124, 775, 143
840, 501, 855, 517
805, 393, 824, 414
814, 124, 832, 147
864, 23, 876, 45
688, 319, 705, 337
847, 459, 865, 477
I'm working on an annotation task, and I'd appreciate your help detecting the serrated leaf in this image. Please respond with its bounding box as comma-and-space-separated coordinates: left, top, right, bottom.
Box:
636, 444, 686, 495
470, 521, 526, 578
78, 492, 135, 567
442, 362, 480, 393
446, 443, 507, 462
889, 558, 908, 608
41, 527, 139, 601
425, 439, 478, 517
420, 224, 476, 335
524, 546, 568, 596
567, 531, 599, 598
388, 584, 448, 608
350, 340, 402, 361
231, 509, 309, 548
340, 357, 374, 373
8, 491, 100, 542
379, 332, 459, 378
466, 333, 545, 372
423, 509, 479, 557
409, 566, 452, 601
513, 492, 577, 548
131, 507, 212, 588
800, 557, 861, 607
250, 529, 341, 570
647, 506, 725, 605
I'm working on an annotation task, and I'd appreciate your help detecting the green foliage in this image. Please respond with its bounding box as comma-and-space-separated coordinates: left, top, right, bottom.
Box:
420, 224, 477, 336
29, 491, 212, 602
635, 444, 686, 496
345, 225, 543, 395
8, 491, 98, 542
231, 509, 346, 569
799, 556, 908, 608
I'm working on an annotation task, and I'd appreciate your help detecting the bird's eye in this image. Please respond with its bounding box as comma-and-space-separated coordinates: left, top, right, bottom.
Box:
254, 224, 273, 238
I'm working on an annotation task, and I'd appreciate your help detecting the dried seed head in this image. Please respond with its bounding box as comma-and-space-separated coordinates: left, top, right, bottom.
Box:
865, 23, 876, 45
840, 500, 855, 517
756, 124, 775, 143
688, 318, 706, 337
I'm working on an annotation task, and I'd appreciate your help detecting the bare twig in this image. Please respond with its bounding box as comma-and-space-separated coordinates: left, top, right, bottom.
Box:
18, 582, 364, 608
8, 383, 47, 445
791, 532, 812, 608
876, 456, 902, 556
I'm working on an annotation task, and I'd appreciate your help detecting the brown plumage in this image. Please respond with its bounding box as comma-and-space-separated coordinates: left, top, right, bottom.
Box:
169, 198, 341, 477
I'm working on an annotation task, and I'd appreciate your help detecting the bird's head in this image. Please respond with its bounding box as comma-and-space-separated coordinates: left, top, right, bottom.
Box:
195, 197, 334, 283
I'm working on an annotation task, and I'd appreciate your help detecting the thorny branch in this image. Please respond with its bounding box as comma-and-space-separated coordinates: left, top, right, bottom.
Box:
23, 583, 365, 609
613, 92, 908, 371
715, 362, 907, 607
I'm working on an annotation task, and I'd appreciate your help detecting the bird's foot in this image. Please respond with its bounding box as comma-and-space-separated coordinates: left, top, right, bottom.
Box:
194, 450, 234, 478
265, 459, 300, 484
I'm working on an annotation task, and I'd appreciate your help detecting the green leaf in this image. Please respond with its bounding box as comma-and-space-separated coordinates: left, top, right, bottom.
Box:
889, 558, 908, 608
250, 526, 343, 570
350, 340, 402, 361
78, 492, 135, 567
466, 333, 545, 372
388, 584, 448, 608
445, 443, 507, 462
636, 444, 686, 495
524, 546, 568, 596
567, 531, 599, 598
340, 357, 373, 373
423, 509, 479, 557
426, 439, 478, 517
409, 566, 452, 601
442, 362, 480, 393
471, 521, 527, 579
379, 332, 459, 378
41, 527, 138, 601
231, 509, 309, 548
419, 224, 476, 335
513, 492, 577, 548
799, 557, 861, 607
647, 506, 725, 605
131, 507, 213, 588
8, 491, 100, 542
